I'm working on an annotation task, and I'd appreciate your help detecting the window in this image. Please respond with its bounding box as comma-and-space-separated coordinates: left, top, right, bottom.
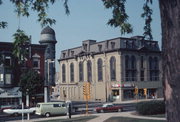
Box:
140, 56, 144, 81
97, 58, 103, 81
125, 55, 136, 81
5, 74, 11, 84
110, 56, 116, 81
0, 74, 3, 84
141, 56, 144, 69
71, 51, 74, 56
79, 62, 84, 82
32, 54, 40, 69
87, 60, 92, 82
63, 53, 66, 58
149, 57, 159, 81
4, 56, 11, 66
70, 63, 74, 82
111, 42, 115, 49
83, 44, 87, 51
98, 45, 102, 52
62, 64, 66, 83
53, 104, 61, 107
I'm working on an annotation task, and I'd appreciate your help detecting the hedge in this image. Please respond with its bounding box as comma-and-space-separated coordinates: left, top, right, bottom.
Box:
136, 100, 165, 115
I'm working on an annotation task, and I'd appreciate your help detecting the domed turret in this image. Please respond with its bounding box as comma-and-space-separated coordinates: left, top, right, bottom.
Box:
39, 26, 57, 44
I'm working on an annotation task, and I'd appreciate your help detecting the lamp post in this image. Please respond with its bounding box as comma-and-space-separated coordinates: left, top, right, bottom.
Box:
44, 59, 55, 103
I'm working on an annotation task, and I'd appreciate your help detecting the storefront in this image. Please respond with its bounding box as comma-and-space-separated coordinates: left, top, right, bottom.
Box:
0, 87, 22, 108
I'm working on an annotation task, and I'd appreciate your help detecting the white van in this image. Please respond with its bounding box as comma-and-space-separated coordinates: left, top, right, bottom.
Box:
35, 102, 67, 117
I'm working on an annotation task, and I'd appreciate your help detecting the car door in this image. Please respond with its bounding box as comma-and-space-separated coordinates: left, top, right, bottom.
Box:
107, 105, 114, 112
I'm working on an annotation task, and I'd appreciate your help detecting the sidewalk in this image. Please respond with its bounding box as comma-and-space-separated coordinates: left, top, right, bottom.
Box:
7, 111, 166, 122
87, 111, 166, 122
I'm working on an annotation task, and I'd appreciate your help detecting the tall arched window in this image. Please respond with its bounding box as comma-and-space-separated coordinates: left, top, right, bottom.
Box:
131, 56, 136, 81
110, 56, 116, 81
97, 58, 103, 81
149, 57, 153, 81
62, 64, 66, 83
87, 60, 92, 82
79, 61, 84, 82
125, 55, 130, 81
70, 63, 74, 82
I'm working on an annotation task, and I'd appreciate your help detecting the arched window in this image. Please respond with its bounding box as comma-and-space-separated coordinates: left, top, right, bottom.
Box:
125, 55, 129, 69
70, 63, 74, 82
79, 61, 84, 82
87, 60, 92, 82
97, 58, 103, 81
110, 56, 116, 81
125, 55, 129, 81
131, 56, 136, 81
62, 64, 66, 83
131, 56, 136, 69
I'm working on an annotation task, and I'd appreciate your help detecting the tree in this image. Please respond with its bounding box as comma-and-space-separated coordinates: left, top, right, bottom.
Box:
12, 29, 30, 65
102, 0, 180, 122
19, 69, 43, 97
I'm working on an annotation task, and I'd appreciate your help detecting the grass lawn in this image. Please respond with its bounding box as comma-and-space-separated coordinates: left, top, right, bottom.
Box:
104, 117, 167, 122
35, 115, 97, 122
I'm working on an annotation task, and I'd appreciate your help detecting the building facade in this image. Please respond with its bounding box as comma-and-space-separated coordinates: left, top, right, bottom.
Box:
58, 36, 163, 102
0, 26, 56, 108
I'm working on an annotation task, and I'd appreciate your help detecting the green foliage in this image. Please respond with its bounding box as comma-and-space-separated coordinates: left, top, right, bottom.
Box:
12, 29, 30, 65
19, 69, 43, 96
136, 100, 165, 115
141, 0, 153, 40
102, 0, 133, 35
9, 0, 70, 27
0, 21, 7, 29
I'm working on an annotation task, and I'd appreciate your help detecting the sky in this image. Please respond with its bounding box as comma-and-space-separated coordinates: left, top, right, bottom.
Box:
0, 0, 161, 70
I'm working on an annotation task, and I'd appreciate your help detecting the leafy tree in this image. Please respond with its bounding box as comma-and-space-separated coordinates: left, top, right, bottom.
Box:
102, 0, 180, 122
12, 29, 30, 65
19, 69, 43, 97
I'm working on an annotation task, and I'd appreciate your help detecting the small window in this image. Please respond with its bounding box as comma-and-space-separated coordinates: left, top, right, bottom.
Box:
5, 74, 11, 84
62, 104, 65, 107
63, 53, 66, 58
83, 44, 87, 51
5, 56, 11, 66
98, 45, 102, 52
0, 74, 3, 81
71, 51, 74, 56
33, 60, 39, 68
111, 42, 115, 49
53, 104, 61, 107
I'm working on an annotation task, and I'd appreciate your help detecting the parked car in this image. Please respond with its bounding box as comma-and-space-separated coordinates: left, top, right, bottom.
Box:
3, 105, 36, 116
95, 103, 123, 113
35, 102, 67, 117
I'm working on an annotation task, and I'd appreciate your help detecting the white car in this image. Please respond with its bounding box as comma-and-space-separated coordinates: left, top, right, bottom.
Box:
3, 106, 36, 116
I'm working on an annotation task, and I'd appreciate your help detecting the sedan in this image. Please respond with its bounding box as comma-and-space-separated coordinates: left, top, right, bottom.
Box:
96, 103, 123, 113
3, 106, 36, 116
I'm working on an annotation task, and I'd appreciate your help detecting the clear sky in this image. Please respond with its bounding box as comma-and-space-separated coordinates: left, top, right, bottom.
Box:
0, 0, 161, 70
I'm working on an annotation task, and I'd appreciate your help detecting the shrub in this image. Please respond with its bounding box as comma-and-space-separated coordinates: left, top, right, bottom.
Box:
136, 100, 165, 115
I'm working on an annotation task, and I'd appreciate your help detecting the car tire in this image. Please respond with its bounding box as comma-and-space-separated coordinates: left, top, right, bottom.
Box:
100, 110, 104, 113
118, 108, 122, 112
45, 112, 51, 117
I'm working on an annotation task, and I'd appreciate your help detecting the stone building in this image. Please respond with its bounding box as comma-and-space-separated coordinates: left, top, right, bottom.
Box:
58, 36, 162, 102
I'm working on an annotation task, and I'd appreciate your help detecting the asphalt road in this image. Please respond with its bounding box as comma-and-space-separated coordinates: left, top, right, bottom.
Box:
0, 102, 136, 122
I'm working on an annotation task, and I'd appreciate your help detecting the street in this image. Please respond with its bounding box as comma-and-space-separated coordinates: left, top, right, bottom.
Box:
0, 102, 136, 122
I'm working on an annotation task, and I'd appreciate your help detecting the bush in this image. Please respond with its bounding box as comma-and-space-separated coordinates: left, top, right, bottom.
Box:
136, 100, 165, 115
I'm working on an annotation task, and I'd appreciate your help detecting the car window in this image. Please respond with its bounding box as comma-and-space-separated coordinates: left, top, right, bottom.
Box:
53, 104, 62, 107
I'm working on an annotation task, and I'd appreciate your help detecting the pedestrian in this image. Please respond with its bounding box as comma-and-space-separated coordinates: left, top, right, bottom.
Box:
68, 104, 71, 119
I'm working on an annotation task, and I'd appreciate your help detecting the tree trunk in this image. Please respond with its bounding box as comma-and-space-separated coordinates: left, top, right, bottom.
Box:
159, 0, 180, 121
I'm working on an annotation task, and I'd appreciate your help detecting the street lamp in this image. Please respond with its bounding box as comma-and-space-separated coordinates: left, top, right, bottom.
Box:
44, 59, 55, 103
